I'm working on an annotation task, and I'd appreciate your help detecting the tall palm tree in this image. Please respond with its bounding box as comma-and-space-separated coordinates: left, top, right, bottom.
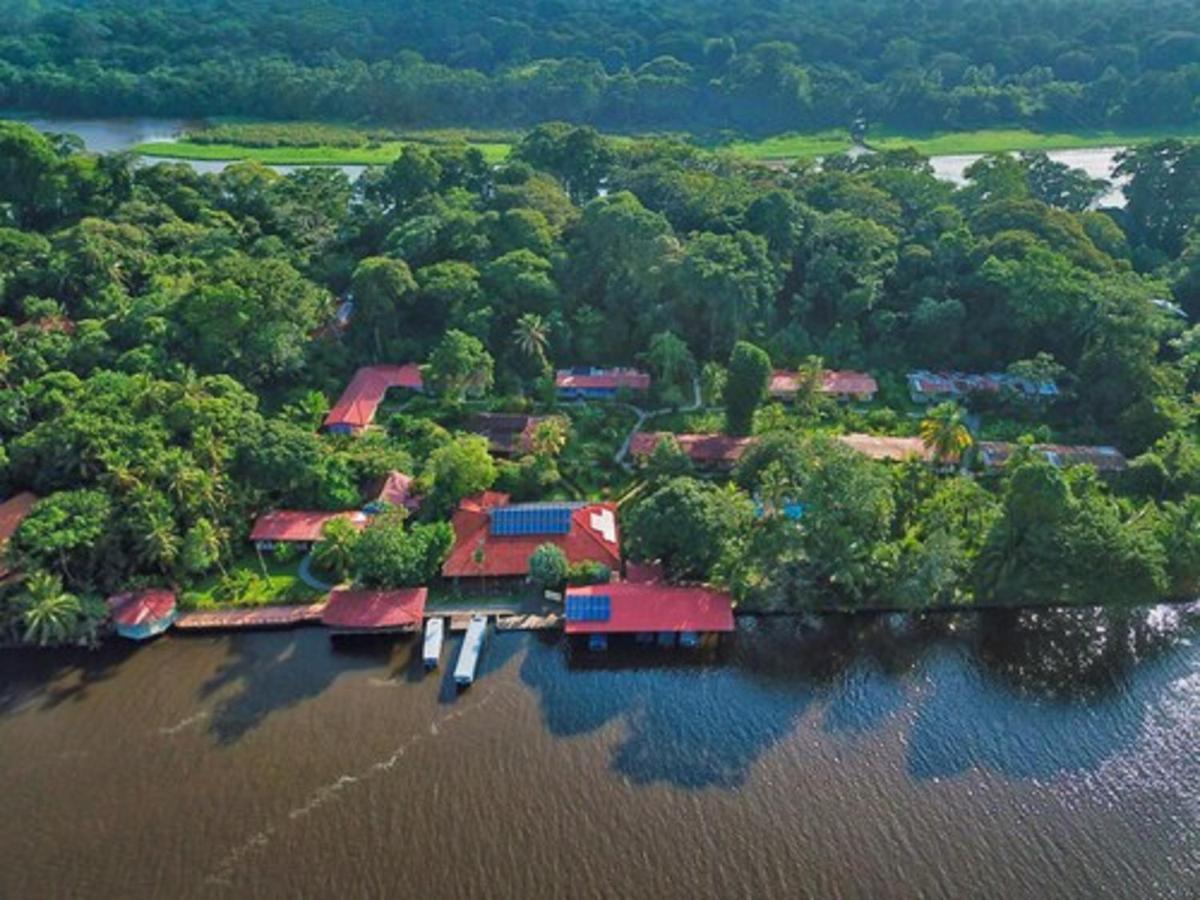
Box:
513, 313, 550, 372
920, 402, 973, 467
20, 572, 82, 647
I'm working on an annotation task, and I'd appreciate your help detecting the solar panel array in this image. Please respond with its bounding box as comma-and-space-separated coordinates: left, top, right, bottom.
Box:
490, 504, 573, 536
565, 594, 611, 622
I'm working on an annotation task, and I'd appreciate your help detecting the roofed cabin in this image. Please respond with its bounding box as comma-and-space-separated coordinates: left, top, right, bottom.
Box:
0, 491, 37, 583
564, 582, 736, 650
556, 367, 651, 400
441, 492, 621, 583
629, 432, 756, 470
321, 587, 428, 635
976, 442, 1127, 473
249, 509, 369, 551
466, 413, 548, 456
907, 370, 1058, 404
324, 364, 423, 434
770, 369, 878, 402
108, 590, 177, 641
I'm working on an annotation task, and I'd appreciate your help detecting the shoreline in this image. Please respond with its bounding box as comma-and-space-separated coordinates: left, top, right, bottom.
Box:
129, 124, 1200, 167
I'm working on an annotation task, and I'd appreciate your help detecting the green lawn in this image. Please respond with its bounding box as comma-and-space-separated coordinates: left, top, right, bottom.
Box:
866, 126, 1200, 156
721, 130, 855, 160
179, 553, 325, 610
136, 139, 512, 165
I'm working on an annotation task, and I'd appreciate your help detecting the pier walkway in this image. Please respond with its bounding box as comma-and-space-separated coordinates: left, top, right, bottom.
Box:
174, 603, 327, 631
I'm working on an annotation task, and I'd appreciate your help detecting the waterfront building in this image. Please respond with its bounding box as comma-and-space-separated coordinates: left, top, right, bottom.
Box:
321, 587, 428, 635
108, 590, 177, 640
563, 582, 735, 650
0, 491, 37, 583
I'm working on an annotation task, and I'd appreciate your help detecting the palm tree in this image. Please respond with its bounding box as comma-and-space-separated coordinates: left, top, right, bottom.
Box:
20, 572, 82, 647
513, 313, 550, 372
312, 518, 359, 583
920, 402, 973, 467
529, 416, 569, 458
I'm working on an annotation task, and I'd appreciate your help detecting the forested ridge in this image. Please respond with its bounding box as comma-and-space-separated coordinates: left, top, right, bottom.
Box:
2, 0, 1200, 133
1, 115, 1198, 645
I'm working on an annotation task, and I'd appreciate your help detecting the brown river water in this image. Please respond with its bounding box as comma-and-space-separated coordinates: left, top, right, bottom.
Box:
2, 605, 1198, 899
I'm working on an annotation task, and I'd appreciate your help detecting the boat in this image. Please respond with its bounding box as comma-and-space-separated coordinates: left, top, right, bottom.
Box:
453, 615, 488, 687
423, 617, 445, 669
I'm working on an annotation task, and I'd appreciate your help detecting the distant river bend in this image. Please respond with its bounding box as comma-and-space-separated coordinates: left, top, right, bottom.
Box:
15, 116, 1130, 205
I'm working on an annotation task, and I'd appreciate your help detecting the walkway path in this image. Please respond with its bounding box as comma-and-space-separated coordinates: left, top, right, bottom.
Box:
175, 602, 327, 631
613, 377, 703, 468
298, 552, 337, 592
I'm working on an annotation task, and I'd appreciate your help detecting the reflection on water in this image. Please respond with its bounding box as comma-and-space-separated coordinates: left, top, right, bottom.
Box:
0, 604, 1197, 898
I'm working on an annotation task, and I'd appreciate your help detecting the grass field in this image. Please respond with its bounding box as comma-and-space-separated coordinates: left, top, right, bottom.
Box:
865, 126, 1200, 155
720, 130, 855, 160
179, 553, 325, 610
137, 138, 513, 165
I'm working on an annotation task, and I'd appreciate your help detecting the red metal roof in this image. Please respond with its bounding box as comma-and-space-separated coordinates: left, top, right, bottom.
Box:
441, 494, 621, 578
564, 582, 735, 634
108, 590, 177, 627
977, 442, 1127, 472
770, 369, 878, 397
324, 364, 423, 430
250, 510, 369, 543
321, 587, 427, 630
837, 434, 934, 462
629, 432, 756, 466
0, 491, 37, 580
556, 367, 651, 391
375, 471, 418, 510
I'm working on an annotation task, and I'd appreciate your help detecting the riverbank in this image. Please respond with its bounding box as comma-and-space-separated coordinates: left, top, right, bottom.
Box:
129, 121, 1200, 167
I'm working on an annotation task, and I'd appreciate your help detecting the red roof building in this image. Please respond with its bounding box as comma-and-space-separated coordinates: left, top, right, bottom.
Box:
466, 413, 548, 456
556, 367, 651, 397
250, 510, 369, 545
563, 582, 735, 635
108, 590, 178, 640
976, 442, 1127, 472
0, 491, 37, 581
324, 364, 424, 433
321, 587, 428, 633
837, 434, 934, 463
629, 432, 757, 469
770, 369, 878, 400
370, 470, 420, 512
441, 493, 621, 579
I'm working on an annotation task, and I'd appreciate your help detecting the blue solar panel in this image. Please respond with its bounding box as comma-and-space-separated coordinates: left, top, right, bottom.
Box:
565, 594, 611, 622
490, 505, 573, 536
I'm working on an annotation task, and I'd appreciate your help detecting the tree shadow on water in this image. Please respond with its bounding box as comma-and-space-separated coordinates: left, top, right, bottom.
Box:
199, 628, 386, 744
0, 640, 140, 715
906, 604, 1200, 781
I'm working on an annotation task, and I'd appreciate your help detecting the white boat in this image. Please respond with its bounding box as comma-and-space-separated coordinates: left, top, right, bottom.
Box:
453, 615, 488, 686
423, 617, 445, 669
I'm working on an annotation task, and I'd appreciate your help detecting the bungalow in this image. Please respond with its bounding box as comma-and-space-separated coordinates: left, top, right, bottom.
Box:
836, 434, 935, 463
564, 582, 735, 650
629, 432, 757, 470
441, 492, 621, 582
108, 590, 178, 640
770, 369, 878, 402
0, 491, 37, 582
466, 413, 547, 456
907, 370, 1058, 404
249, 509, 369, 552
323, 364, 424, 434
365, 470, 421, 514
976, 442, 1127, 473
556, 367, 651, 400
321, 587, 427, 635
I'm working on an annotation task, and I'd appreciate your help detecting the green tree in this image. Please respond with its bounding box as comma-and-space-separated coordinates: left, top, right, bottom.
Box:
513, 312, 551, 373
427, 330, 494, 401
421, 435, 497, 518
627, 477, 754, 580
353, 514, 454, 588
528, 543, 569, 589
349, 256, 418, 358
312, 517, 361, 583
919, 402, 973, 466
724, 341, 772, 436
18, 571, 98, 647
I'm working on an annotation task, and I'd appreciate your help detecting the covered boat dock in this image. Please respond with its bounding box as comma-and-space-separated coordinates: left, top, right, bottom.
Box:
564, 583, 735, 651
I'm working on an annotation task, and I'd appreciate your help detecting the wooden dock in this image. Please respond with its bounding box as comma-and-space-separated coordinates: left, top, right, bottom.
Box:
174, 603, 327, 631
495, 613, 562, 632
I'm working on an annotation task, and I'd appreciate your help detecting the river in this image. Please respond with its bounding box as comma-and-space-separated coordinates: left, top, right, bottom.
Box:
1, 604, 1197, 898
10, 116, 1130, 204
